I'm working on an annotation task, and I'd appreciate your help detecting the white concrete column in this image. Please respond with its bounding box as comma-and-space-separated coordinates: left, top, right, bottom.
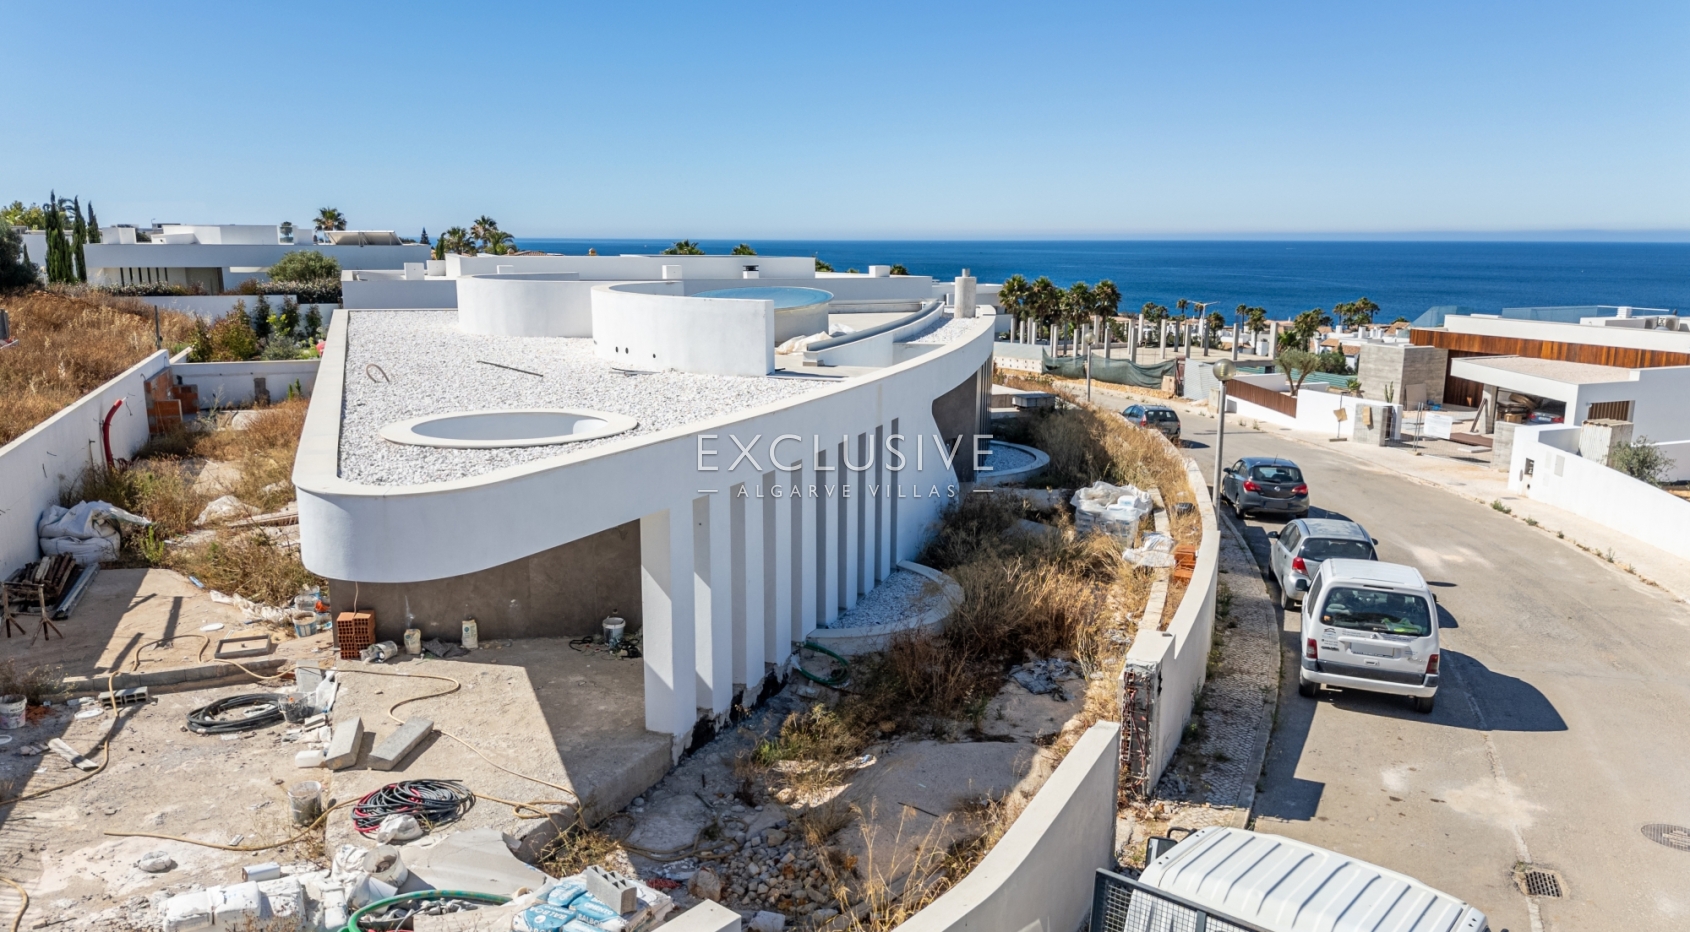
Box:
855, 431, 873, 594
888, 419, 903, 566
874, 424, 891, 583
764, 470, 790, 674
694, 494, 733, 718
822, 444, 841, 624
641, 506, 695, 753
741, 482, 765, 702
799, 456, 820, 639
842, 436, 861, 611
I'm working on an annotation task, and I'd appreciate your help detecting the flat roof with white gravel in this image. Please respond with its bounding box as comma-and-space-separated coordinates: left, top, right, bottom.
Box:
338, 310, 828, 486
1451, 354, 1635, 385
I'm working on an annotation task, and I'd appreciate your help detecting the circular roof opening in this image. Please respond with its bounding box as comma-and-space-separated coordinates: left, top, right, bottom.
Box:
379, 409, 637, 449
691, 286, 833, 310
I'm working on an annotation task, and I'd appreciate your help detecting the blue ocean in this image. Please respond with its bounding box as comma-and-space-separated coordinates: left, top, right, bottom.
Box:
513, 239, 1690, 322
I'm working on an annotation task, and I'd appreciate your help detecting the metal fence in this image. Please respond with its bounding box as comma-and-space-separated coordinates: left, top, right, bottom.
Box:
1091, 869, 1274, 932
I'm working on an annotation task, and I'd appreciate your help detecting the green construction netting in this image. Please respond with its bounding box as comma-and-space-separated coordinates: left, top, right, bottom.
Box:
1042, 351, 1179, 389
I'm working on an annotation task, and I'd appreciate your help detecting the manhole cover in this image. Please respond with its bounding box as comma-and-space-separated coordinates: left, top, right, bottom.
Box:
1515, 867, 1564, 899
1642, 823, 1690, 852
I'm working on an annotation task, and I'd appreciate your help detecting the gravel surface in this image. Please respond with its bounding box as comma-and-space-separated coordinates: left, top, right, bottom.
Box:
982, 441, 1037, 473
824, 568, 946, 629
339, 311, 825, 485
907, 317, 985, 344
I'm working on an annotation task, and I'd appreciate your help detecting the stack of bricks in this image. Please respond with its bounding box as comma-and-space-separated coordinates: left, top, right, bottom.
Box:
144, 371, 199, 436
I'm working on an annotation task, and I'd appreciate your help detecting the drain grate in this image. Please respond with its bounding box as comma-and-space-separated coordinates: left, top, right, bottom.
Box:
1642, 824, 1690, 852
1518, 869, 1564, 898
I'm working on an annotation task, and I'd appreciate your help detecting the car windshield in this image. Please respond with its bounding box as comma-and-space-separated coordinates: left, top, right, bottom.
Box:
1322, 587, 1431, 636
1251, 464, 1303, 483
1302, 538, 1375, 561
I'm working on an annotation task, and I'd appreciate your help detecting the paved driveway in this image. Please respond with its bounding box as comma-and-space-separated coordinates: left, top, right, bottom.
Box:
1096, 387, 1690, 931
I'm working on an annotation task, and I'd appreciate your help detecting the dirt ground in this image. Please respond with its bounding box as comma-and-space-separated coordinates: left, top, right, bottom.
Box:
614, 674, 1091, 926
0, 637, 667, 931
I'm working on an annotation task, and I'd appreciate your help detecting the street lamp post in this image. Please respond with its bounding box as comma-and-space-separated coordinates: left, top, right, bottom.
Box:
1211, 359, 1237, 503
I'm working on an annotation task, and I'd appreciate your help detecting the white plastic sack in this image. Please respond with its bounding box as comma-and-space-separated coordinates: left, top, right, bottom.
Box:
196, 494, 254, 527
374, 814, 423, 844
1070, 481, 1153, 536
1123, 532, 1177, 567
38, 500, 150, 539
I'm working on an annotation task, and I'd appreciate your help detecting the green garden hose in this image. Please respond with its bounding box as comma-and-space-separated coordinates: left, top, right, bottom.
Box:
344, 890, 510, 932
794, 641, 850, 687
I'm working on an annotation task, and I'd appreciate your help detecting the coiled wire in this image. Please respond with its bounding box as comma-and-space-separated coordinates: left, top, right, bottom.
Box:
186, 693, 286, 734
352, 779, 475, 835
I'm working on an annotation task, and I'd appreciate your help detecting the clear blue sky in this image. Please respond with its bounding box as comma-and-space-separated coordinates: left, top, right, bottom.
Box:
9, 1, 1687, 239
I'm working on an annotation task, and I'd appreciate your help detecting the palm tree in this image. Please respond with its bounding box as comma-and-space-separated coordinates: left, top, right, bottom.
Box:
998, 274, 1030, 343
662, 240, 705, 256
470, 216, 501, 251
314, 207, 346, 232
1062, 281, 1094, 357
1029, 277, 1062, 353
1094, 280, 1121, 358
484, 230, 515, 255
439, 226, 475, 256
731, 243, 757, 256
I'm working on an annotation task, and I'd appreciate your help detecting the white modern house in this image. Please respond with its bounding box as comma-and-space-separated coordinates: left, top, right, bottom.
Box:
295, 255, 998, 755
84, 223, 429, 292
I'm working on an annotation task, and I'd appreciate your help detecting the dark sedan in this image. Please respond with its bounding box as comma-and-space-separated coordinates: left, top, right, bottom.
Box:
1220, 456, 1309, 519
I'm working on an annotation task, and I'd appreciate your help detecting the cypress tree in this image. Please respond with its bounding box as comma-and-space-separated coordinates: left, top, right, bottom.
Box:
86, 202, 101, 243
43, 191, 74, 284
71, 197, 88, 283
419, 228, 430, 246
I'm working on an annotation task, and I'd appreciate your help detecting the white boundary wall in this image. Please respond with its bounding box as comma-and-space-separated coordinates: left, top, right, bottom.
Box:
171, 359, 321, 407
1509, 424, 1690, 561
342, 278, 459, 310
0, 350, 169, 578
892, 722, 1122, 932
591, 282, 774, 377
1122, 459, 1220, 787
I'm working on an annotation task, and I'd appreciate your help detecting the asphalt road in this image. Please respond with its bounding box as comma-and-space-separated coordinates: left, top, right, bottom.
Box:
1096, 385, 1690, 932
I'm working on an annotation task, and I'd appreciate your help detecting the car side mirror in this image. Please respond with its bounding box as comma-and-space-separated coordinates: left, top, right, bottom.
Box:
1371, 538, 1378, 544
1267, 531, 1279, 539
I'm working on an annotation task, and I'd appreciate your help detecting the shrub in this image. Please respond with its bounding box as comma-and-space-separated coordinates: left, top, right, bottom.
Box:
92, 281, 199, 297
267, 250, 340, 282
208, 306, 259, 361
0, 219, 38, 288
1611, 436, 1675, 486
235, 278, 342, 305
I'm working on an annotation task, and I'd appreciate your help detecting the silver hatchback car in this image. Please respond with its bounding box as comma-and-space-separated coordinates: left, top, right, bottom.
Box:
1268, 518, 1377, 609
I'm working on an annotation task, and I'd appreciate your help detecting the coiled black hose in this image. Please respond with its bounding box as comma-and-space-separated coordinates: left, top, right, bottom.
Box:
352, 780, 475, 835
186, 693, 286, 734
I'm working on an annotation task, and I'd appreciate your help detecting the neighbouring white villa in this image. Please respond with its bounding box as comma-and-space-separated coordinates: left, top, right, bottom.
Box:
294, 254, 1002, 754
82, 222, 428, 292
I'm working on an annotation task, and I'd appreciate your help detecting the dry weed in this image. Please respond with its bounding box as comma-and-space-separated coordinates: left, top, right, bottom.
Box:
540, 824, 631, 878
0, 289, 196, 445
0, 659, 66, 704
163, 531, 318, 605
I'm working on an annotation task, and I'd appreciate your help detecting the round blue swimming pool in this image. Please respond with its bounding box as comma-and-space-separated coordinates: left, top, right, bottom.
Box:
692, 286, 833, 309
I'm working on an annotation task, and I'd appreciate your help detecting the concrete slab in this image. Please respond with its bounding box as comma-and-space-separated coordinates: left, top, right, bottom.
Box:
369, 717, 434, 771
2, 566, 329, 691
324, 715, 363, 770
401, 827, 549, 896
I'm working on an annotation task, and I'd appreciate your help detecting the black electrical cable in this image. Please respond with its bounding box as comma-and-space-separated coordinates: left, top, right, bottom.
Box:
186, 693, 287, 735
352, 780, 475, 835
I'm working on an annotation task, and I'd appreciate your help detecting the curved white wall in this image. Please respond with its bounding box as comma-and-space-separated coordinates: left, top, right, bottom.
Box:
457, 273, 593, 337
591, 282, 774, 377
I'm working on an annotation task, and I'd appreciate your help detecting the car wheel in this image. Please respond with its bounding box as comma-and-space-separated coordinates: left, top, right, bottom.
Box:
1279, 585, 1295, 610
1298, 677, 1318, 699
1412, 695, 1435, 714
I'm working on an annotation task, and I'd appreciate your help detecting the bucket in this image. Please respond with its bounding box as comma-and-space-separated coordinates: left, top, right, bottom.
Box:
287, 780, 324, 826
314, 612, 333, 631
602, 617, 626, 647
0, 695, 24, 730
403, 629, 422, 655
292, 616, 317, 639
461, 619, 479, 650
280, 694, 310, 724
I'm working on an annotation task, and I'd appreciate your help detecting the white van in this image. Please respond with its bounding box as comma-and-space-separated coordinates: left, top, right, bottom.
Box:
1297, 558, 1440, 713
1105, 827, 1488, 932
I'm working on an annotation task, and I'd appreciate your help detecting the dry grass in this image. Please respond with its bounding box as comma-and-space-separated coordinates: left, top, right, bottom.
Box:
0, 658, 66, 704
539, 824, 631, 878
60, 399, 318, 604
0, 288, 197, 446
